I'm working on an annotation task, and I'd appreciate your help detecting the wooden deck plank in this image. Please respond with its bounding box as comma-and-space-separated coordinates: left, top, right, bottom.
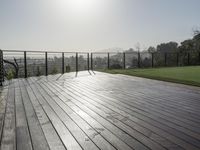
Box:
55, 81, 185, 149
88, 74, 200, 113
72, 78, 200, 134
0, 71, 200, 150
0, 84, 8, 142
66, 79, 199, 134
36, 79, 138, 150
50, 76, 200, 150
18, 79, 51, 150
39, 81, 144, 150
31, 81, 101, 150
51, 79, 188, 148
88, 77, 200, 132
24, 78, 66, 150
101, 77, 200, 117
0, 80, 16, 150
81, 77, 200, 113
78, 76, 200, 121
45, 81, 168, 150
87, 72, 200, 103
61, 79, 200, 150
14, 79, 33, 150
29, 80, 83, 150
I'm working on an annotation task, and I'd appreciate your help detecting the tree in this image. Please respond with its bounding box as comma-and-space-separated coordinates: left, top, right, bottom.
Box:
193, 30, 200, 51
3, 58, 19, 78
179, 39, 194, 53
179, 30, 200, 53
126, 48, 135, 52
157, 42, 178, 53
147, 46, 156, 53
178, 30, 200, 65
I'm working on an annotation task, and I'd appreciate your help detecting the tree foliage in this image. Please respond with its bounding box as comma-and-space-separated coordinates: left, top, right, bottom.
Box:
157, 42, 178, 53
179, 30, 200, 53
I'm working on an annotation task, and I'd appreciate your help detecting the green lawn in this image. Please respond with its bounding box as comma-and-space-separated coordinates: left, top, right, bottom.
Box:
101, 66, 200, 87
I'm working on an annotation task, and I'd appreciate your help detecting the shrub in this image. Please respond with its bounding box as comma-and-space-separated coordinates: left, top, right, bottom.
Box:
7, 69, 15, 80
65, 65, 71, 72
51, 67, 58, 74
36, 66, 41, 76
110, 64, 122, 69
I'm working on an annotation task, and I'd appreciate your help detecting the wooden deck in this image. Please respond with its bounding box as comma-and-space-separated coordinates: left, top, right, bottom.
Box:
0, 71, 200, 150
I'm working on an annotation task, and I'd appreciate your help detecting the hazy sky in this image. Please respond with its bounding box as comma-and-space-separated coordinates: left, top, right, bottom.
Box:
0, 0, 200, 52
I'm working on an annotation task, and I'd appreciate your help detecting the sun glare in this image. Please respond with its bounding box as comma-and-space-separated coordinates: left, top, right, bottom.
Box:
57, 0, 100, 16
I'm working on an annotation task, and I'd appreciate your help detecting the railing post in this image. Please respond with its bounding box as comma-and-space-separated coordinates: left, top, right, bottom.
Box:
176, 53, 179, 66
199, 52, 200, 65
164, 53, 167, 66
0, 50, 3, 86
45, 52, 48, 76
123, 52, 126, 69
24, 51, 27, 78
87, 53, 90, 71
107, 53, 110, 69
76, 53, 78, 72
151, 53, 154, 68
62, 52, 64, 74
91, 53, 93, 70
187, 53, 190, 66
2, 51, 5, 82
138, 52, 140, 68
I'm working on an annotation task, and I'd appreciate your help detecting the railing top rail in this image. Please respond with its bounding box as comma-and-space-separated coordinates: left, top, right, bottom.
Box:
2, 49, 200, 54
2, 50, 87, 53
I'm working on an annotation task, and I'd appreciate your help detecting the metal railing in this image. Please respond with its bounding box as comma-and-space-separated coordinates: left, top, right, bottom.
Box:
0, 50, 90, 82
0, 50, 4, 86
0, 50, 200, 86
91, 51, 200, 70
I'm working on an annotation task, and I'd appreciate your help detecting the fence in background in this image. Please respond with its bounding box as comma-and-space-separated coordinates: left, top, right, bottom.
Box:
0, 50, 200, 86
